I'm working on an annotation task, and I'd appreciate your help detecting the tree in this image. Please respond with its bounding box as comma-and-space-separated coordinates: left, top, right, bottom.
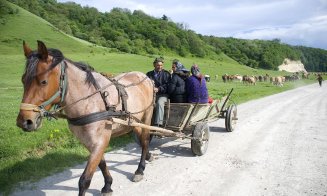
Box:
161, 14, 168, 21
7, 0, 327, 72
166, 34, 181, 51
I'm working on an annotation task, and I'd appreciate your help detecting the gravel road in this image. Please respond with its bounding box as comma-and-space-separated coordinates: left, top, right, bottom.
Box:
13, 82, 327, 196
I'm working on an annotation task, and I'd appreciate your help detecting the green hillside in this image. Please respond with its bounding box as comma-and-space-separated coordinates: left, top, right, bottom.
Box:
0, 1, 264, 86
5, 0, 327, 72
0, 1, 318, 194
0, 3, 94, 55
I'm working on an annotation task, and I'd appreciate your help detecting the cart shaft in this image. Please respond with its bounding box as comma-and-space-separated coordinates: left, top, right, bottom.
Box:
111, 117, 176, 135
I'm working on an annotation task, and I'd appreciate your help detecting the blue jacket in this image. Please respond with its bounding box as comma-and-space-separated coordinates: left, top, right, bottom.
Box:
186, 76, 208, 103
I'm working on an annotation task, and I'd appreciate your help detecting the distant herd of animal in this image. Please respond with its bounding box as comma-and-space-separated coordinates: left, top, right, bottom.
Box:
206, 72, 313, 87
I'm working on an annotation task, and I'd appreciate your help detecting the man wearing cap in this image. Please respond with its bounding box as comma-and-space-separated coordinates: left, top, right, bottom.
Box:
146, 57, 171, 126
168, 60, 190, 103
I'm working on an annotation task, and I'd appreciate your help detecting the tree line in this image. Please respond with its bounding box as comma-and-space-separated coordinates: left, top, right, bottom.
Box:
3, 0, 327, 72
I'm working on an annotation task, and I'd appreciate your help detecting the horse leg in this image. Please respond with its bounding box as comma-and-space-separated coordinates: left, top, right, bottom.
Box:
134, 126, 153, 161
133, 110, 153, 182
79, 150, 104, 196
79, 142, 110, 196
98, 156, 113, 196
132, 126, 151, 182
145, 106, 154, 162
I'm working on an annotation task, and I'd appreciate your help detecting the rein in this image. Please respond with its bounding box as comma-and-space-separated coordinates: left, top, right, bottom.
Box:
66, 73, 155, 126
20, 59, 155, 125
51, 72, 151, 115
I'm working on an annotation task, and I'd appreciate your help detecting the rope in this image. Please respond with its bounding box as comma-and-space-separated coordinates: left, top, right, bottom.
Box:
51, 71, 155, 118
20, 103, 41, 112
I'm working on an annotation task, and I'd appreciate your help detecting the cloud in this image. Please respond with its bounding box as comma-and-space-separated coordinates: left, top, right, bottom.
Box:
233, 15, 327, 49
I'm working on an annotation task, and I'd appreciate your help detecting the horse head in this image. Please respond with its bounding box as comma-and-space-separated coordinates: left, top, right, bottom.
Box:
16, 40, 65, 131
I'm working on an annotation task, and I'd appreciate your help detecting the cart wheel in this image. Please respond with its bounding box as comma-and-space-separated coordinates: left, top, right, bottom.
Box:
132, 131, 153, 146
225, 104, 237, 132
191, 122, 210, 156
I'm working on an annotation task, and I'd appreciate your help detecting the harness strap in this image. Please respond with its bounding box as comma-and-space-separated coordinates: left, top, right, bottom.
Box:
91, 74, 111, 111
110, 79, 128, 111
67, 76, 156, 126
40, 61, 67, 109
67, 110, 127, 126
55, 73, 151, 115
40, 91, 61, 108
59, 61, 68, 103
90, 73, 129, 112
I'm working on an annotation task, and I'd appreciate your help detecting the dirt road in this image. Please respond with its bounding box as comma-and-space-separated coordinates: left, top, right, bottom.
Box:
13, 82, 327, 196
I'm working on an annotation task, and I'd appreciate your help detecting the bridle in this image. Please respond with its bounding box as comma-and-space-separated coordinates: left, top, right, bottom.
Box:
19, 60, 68, 119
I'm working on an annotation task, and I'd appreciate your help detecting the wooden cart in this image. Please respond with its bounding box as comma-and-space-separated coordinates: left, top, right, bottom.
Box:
113, 88, 237, 156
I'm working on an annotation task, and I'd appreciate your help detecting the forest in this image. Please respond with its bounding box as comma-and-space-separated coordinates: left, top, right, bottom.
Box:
2, 0, 327, 72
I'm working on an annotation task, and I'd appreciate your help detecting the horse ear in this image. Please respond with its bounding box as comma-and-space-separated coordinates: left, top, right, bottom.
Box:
23, 41, 32, 58
37, 40, 48, 60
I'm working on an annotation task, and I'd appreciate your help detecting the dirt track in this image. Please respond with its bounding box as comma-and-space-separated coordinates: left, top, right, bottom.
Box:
13, 82, 327, 196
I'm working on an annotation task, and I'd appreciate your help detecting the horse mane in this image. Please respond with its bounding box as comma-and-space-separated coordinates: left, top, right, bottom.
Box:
23, 48, 96, 88
65, 59, 97, 86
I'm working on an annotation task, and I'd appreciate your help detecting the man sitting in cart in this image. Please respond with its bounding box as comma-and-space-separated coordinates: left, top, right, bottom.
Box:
186, 64, 209, 104
168, 59, 190, 103
146, 57, 171, 127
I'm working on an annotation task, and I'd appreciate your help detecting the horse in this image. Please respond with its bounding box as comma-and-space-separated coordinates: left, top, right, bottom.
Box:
16, 40, 155, 196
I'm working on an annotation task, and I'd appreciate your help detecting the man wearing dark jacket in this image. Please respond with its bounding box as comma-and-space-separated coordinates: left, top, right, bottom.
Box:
168, 60, 190, 103
146, 57, 171, 126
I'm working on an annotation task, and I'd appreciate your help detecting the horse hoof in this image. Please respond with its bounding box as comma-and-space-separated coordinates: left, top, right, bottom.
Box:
101, 192, 113, 196
132, 174, 143, 182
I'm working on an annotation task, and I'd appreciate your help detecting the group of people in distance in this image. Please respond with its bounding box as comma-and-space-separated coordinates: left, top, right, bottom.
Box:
146, 57, 209, 127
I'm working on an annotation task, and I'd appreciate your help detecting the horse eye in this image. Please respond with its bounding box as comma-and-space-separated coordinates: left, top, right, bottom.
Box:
40, 80, 48, 85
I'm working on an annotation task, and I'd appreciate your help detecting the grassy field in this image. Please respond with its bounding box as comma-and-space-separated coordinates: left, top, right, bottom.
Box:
0, 2, 320, 194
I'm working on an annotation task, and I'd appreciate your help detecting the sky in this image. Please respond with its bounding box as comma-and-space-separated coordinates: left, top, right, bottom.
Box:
57, 0, 327, 50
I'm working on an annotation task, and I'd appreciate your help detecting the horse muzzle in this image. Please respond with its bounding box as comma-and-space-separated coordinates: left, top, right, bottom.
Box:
16, 112, 43, 132
16, 103, 44, 131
